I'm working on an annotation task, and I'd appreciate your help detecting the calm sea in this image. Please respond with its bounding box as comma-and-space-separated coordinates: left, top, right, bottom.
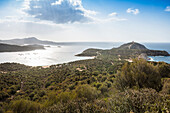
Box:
144, 43, 170, 64
0, 42, 169, 66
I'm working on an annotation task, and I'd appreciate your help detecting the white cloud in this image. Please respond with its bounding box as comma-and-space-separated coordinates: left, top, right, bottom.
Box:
109, 12, 118, 16
126, 8, 140, 15
22, 0, 97, 24
51, 0, 63, 5
165, 6, 170, 12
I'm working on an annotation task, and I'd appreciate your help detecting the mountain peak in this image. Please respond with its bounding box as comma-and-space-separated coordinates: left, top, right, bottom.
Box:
118, 41, 148, 50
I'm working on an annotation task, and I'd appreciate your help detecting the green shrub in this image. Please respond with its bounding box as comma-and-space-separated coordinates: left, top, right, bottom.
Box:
108, 88, 169, 113
56, 92, 72, 103
42, 99, 108, 113
99, 84, 108, 94
115, 59, 162, 91
9, 99, 41, 113
160, 78, 170, 94
0, 107, 4, 113
92, 71, 99, 76
75, 85, 99, 101
0, 91, 9, 101
158, 62, 170, 78
94, 82, 102, 89
44, 92, 57, 107
38, 90, 46, 97
124, 88, 169, 113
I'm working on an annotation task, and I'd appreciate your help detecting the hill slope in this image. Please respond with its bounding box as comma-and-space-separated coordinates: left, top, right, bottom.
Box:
0, 43, 45, 52
118, 41, 147, 50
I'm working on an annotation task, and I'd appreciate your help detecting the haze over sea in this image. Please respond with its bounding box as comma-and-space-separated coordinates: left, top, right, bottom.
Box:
0, 42, 169, 66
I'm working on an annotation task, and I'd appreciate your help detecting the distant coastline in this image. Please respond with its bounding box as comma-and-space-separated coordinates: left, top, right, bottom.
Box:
0, 43, 45, 53
0, 40, 169, 66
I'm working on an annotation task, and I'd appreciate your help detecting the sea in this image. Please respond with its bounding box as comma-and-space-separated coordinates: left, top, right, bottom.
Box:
0, 42, 169, 66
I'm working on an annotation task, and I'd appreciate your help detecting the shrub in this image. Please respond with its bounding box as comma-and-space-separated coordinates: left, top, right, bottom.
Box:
94, 82, 102, 89
44, 92, 57, 107
115, 59, 162, 91
56, 92, 72, 103
124, 88, 169, 113
41, 99, 108, 113
0, 107, 4, 113
92, 71, 99, 76
9, 100, 41, 113
99, 84, 108, 94
108, 88, 169, 113
158, 62, 170, 78
38, 90, 46, 97
0, 91, 9, 101
160, 78, 170, 94
75, 85, 99, 101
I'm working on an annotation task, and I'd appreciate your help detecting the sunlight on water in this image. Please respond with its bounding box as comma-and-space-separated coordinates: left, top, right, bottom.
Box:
0, 46, 93, 66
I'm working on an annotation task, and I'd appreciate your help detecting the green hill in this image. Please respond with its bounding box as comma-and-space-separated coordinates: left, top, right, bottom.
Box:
0, 43, 45, 52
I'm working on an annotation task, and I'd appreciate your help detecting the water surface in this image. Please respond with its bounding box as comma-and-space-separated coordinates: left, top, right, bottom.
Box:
0, 42, 169, 66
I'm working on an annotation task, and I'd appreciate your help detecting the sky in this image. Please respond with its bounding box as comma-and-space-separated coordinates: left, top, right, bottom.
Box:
0, 0, 170, 42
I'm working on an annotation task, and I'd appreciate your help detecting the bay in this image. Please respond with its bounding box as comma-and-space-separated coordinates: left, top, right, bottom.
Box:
0, 42, 169, 66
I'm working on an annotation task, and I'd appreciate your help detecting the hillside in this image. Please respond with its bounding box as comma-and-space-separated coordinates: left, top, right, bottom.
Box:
0, 58, 169, 113
0, 42, 169, 113
0, 43, 45, 52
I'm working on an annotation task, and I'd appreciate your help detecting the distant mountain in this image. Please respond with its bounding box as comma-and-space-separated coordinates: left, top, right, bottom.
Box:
0, 43, 45, 52
0, 37, 61, 45
118, 41, 148, 50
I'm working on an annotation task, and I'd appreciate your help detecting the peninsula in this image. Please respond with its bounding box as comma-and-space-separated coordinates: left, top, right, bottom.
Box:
0, 43, 45, 52
76, 42, 169, 60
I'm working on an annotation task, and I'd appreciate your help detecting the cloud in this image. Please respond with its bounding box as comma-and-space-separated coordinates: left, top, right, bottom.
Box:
23, 0, 97, 24
165, 6, 170, 12
109, 12, 118, 16
126, 8, 140, 15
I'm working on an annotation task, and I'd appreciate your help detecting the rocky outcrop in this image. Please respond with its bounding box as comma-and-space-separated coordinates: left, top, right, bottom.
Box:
138, 53, 150, 60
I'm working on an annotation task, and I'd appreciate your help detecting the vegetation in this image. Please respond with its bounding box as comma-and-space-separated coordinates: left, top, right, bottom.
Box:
0, 43, 44, 52
0, 55, 169, 113
77, 42, 170, 59
115, 59, 162, 91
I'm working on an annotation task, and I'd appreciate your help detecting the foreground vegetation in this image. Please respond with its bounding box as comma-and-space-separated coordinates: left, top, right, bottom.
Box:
0, 57, 169, 113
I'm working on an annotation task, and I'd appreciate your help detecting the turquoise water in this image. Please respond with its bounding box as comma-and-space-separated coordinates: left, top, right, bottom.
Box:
149, 56, 170, 64
143, 43, 170, 64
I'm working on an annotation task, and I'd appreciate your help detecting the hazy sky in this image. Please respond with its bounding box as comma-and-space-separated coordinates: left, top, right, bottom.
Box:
0, 0, 170, 42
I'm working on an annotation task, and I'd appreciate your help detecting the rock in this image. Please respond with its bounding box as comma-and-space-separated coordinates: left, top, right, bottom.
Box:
138, 53, 150, 60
